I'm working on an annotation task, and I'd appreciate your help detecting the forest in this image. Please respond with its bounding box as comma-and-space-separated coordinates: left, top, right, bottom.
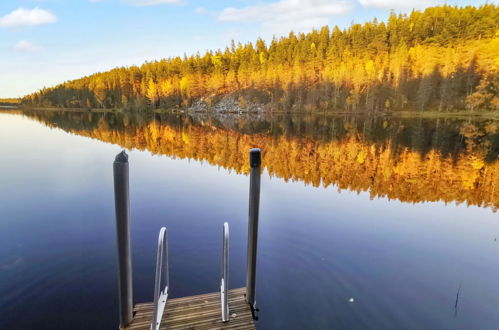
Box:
21, 5, 499, 113
0, 98, 20, 106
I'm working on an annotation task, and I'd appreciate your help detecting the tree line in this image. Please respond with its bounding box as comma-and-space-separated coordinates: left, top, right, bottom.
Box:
0, 98, 20, 106
22, 4, 499, 113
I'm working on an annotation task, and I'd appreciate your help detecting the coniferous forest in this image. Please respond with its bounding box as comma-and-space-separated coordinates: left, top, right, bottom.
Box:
22, 5, 499, 113
0, 98, 20, 106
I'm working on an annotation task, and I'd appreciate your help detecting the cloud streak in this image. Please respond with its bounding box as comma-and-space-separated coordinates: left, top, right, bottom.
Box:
15, 40, 41, 52
127, 0, 182, 5
0, 8, 57, 28
218, 0, 353, 34
358, 0, 442, 9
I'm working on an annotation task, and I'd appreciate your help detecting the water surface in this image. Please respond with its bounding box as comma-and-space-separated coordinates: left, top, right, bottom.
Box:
0, 110, 498, 329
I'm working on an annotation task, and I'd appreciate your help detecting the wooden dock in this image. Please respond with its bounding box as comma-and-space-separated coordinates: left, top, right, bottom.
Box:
123, 288, 256, 330
114, 150, 262, 330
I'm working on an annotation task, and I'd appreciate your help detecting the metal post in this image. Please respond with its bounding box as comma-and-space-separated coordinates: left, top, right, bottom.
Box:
221, 222, 229, 322
114, 150, 133, 328
246, 148, 261, 308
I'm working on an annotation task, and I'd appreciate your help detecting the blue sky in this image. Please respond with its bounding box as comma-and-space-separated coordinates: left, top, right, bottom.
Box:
0, 0, 490, 97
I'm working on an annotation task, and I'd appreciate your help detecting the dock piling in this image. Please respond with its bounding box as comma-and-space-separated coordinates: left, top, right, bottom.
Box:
246, 148, 261, 308
113, 150, 133, 328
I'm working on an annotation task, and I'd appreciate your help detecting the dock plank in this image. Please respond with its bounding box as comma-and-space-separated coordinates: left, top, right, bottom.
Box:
123, 288, 255, 330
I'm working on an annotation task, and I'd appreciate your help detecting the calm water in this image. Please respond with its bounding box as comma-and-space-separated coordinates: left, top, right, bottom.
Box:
0, 110, 498, 329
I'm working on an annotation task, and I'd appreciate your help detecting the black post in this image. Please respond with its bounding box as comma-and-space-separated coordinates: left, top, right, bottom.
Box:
113, 151, 133, 328
246, 148, 261, 307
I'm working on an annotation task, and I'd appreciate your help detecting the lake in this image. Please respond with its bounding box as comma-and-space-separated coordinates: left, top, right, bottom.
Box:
0, 109, 498, 330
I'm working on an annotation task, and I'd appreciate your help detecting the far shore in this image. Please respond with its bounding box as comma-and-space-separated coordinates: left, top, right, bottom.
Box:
12, 106, 499, 120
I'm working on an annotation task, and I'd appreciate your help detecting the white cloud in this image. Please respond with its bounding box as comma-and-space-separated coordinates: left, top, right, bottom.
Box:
195, 7, 207, 15
90, 0, 182, 4
0, 8, 57, 28
218, 0, 353, 34
358, 0, 441, 9
127, 0, 182, 5
14, 40, 41, 52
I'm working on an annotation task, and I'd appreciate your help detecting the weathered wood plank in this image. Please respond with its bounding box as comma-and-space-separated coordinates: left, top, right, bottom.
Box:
123, 288, 255, 330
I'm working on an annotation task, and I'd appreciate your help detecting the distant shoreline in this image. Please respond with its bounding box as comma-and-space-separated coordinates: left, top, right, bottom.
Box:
16, 106, 499, 120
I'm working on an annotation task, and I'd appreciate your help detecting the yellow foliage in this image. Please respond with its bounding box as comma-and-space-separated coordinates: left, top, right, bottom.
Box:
357, 150, 367, 164
471, 157, 485, 170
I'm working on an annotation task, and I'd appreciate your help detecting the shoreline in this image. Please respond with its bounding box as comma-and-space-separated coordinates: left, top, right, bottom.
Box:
16, 106, 499, 120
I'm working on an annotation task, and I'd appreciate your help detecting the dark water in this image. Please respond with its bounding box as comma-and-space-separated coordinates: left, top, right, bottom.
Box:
0, 110, 498, 330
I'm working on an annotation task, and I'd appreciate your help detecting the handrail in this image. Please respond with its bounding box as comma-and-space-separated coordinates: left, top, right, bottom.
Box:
151, 227, 169, 330
221, 222, 229, 322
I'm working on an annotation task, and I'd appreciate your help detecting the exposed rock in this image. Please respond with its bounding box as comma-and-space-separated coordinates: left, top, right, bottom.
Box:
187, 95, 266, 114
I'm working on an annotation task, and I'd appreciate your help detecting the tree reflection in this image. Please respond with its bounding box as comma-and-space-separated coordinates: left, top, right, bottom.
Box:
22, 110, 499, 210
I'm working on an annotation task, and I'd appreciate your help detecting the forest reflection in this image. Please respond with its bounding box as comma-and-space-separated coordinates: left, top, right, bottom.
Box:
21, 110, 498, 211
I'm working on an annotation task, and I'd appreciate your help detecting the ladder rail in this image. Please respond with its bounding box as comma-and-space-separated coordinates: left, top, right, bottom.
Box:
221, 222, 229, 322
151, 227, 169, 330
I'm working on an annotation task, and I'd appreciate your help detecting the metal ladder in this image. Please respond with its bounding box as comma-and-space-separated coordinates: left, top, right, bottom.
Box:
151, 227, 169, 330
221, 222, 230, 322
150, 222, 230, 329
